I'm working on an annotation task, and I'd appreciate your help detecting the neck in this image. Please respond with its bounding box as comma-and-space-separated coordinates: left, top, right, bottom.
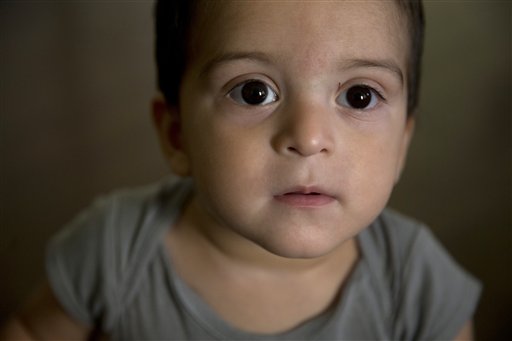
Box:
171, 195, 359, 277
166, 195, 361, 334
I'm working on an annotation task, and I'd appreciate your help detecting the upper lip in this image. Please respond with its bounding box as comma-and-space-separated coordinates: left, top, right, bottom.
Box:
277, 185, 334, 197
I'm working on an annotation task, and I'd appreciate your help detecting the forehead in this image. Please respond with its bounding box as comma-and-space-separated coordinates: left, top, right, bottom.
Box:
189, 1, 408, 75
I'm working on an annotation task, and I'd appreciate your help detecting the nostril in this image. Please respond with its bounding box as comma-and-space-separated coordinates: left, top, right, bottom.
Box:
287, 146, 300, 154
273, 131, 332, 157
286, 145, 328, 156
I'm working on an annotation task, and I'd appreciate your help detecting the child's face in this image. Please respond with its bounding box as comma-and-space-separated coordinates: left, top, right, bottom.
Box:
171, 1, 413, 258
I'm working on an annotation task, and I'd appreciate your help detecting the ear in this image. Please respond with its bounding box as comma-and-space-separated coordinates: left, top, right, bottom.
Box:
152, 96, 191, 177
395, 116, 415, 183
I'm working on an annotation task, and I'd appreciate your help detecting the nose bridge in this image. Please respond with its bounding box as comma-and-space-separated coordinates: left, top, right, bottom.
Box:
272, 91, 335, 157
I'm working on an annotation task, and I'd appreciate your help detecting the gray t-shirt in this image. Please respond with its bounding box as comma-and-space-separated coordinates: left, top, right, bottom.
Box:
46, 177, 481, 340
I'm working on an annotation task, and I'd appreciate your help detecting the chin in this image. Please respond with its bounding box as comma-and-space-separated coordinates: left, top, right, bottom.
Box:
259, 234, 350, 260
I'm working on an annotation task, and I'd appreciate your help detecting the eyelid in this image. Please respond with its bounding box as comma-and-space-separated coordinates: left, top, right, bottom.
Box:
224, 75, 279, 95
225, 77, 280, 106
337, 81, 386, 101
336, 83, 386, 111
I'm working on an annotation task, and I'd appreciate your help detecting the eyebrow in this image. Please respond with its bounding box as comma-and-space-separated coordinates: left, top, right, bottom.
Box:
199, 52, 274, 78
342, 59, 405, 85
199, 51, 404, 85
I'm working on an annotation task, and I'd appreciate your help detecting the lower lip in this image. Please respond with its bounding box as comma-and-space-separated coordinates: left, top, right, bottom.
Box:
274, 193, 335, 207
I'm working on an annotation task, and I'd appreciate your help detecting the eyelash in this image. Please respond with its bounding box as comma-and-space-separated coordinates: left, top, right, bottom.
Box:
336, 83, 387, 111
227, 79, 279, 107
225, 78, 387, 111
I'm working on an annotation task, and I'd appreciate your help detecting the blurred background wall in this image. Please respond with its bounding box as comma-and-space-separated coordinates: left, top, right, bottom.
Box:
1, 1, 510, 339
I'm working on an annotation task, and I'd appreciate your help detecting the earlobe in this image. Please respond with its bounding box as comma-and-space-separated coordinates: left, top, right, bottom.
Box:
152, 96, 191, 177
395, 117, 415, 183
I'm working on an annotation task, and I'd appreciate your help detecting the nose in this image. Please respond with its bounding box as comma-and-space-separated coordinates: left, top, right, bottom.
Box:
271, 98, 335, 157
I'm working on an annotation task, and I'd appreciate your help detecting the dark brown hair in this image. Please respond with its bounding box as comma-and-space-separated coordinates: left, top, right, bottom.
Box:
155, 0, 424, 115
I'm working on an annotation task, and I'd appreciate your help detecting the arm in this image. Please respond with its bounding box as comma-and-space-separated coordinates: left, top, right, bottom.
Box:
0, 281, 92, 341
453, 320, 474, 341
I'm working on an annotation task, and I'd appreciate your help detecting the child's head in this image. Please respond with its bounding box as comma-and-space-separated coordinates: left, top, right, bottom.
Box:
155, 0, 424, 115
152, 1, 422, 259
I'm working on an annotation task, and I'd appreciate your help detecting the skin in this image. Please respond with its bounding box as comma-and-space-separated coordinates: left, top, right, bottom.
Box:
159, 1, 414, 331
172, 0, 412, 261
0, 1, 474, 339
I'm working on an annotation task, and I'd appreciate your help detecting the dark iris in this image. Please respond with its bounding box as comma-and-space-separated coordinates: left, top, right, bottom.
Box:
241, 81, 268, 105
346, 86, 372, 109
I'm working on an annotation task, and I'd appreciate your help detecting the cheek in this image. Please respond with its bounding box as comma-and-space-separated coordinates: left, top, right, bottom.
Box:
185, 120, 265, 199
184, 127, 273, 234
347, 131, 405, 209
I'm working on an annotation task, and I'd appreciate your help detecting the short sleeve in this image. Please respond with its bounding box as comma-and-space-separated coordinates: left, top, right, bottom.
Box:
395, 227, 482, 340
45, 178, 190, 332
46, 196, 120, 328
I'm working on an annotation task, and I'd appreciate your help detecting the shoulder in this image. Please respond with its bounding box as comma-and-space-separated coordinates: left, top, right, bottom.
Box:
359, 208, 423, 277
362, 208, 423, 247
45, 176, 191, 329
47, 178, 171, 272
48, 176, 190, 260
361, 208, 482, 340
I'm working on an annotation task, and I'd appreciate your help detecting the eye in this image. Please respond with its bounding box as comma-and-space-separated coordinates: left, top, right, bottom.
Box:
336, 85, 383, 110
228, 80, 279, 106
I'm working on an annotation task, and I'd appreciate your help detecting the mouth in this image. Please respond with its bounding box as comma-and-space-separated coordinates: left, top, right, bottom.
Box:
274, 186, 336, 207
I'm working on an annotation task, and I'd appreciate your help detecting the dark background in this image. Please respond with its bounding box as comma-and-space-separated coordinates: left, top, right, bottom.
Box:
1, 1, 510, 339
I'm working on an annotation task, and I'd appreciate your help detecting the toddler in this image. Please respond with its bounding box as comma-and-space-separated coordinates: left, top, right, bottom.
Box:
1, 0, 481, 339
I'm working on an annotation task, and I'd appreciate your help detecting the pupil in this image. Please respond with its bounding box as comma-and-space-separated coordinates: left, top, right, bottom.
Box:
241, 81, 268, 105
347, 86, 372, 109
